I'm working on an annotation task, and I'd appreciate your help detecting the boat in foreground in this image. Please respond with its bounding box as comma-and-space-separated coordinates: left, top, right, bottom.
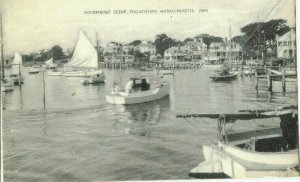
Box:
177, 107, 299, 178
210, 69, 238, 81
106, 75, 169, 104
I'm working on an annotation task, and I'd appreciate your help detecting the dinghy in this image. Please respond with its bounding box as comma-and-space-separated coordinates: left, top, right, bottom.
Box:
106, 75, 169, 105
177, 106, 299, 178
82, 70, 105, 84
210, 69, 238, 81
28, 66, 40, 74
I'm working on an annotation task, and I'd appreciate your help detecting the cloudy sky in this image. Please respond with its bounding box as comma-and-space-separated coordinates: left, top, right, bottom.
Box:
1, 0, 296, 55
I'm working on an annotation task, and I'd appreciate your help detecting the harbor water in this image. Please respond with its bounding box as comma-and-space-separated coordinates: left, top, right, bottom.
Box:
2, 67, 297, 181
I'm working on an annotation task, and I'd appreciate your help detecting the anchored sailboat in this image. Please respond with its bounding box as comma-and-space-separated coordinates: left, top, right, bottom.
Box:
45, 58, 57, 69
10, 52, 24, 84
63, 31, 104, 82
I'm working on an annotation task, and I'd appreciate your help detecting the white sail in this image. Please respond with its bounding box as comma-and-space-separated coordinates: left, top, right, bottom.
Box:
65, 31, 98, 69
45, 58, 53, 66
12, 52, 22, 65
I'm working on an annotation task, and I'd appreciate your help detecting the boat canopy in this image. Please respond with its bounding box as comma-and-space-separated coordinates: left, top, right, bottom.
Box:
65, 31, 98, 69
12, 52, 22, 65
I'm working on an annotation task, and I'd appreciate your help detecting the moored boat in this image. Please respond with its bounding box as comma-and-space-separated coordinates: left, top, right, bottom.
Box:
28, 66, 40, 74
82, 70, 106, 84
177, 107, 299, 178
106, 75, 169, 105
210, 69, 238, 81
63, 31, 104, 78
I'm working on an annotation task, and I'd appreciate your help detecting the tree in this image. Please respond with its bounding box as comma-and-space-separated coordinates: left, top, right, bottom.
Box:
50, 45, 65, 60
154, 34, 178, 56
129, 40, 142, 46
239, 19, 290, 59
194, 34, 223, 48
183, 38, 193, 44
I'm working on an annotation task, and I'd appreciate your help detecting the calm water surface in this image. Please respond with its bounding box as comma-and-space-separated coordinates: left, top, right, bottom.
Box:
2, 67, 297, 181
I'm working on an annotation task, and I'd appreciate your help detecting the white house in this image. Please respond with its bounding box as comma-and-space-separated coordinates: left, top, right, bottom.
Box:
276, 28, 296, 59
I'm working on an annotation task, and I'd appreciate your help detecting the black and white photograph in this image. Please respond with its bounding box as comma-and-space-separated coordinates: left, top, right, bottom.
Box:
0, 0, 299, 181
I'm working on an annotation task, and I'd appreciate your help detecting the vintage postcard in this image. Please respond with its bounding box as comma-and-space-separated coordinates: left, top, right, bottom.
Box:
0, 0, 299, 181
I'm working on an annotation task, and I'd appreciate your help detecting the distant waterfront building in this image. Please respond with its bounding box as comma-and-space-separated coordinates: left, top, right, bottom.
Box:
185, 38, 208, 60
164, 46, 193, 64
276, 28, 296, 60
137, 41, 156, 54
205, 41, 242, 63
104, 54, 134, 63
122, 44, 135, 53
104, 42, 122, 54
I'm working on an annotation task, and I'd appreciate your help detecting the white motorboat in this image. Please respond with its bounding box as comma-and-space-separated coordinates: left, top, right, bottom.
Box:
177, 107, 299, 178
28, 66, 40, 74
106, 75, 169, 105
82, 70, 105, 84
63, 31, 103, 78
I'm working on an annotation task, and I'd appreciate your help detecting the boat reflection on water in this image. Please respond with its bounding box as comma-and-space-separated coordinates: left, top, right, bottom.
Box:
111, 96, 170, 136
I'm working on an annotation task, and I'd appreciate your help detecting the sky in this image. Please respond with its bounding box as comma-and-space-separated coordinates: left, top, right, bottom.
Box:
1, 0, 296, 56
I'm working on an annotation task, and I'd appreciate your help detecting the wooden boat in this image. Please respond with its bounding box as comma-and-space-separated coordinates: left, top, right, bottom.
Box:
10, 53, 24, 84
63, 31, 104, 78
210, 70, 238, 81
82, 70, 105, 84
9, 74, 24, 84
177, 107, 299, 178
28, 66, 40, 74
106, 75, 169, 105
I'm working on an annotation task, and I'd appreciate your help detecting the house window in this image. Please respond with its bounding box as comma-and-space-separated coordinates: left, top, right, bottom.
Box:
278, 41, 282, 46
283, 41, 287, 46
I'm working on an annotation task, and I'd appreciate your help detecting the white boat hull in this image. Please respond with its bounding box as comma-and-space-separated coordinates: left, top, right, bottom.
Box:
63, 71, 90, 77
190, 140, 299, 178
106, 83, 169, 104
29, 68, 40, 74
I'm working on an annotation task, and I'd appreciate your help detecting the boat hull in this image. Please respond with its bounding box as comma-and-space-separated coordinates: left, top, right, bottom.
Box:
210, 72, 238, 81
190, 138, 299, 178
82, 74, 106, 84
63, 71, 90, 77
106, 83, 169, 104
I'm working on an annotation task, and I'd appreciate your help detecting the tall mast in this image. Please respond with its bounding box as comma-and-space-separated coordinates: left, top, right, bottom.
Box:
1, 13, 4, 78
229, 25, 232, 68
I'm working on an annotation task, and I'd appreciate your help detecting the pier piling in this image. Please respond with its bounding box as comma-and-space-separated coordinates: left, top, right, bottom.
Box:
267, 69, 272, 92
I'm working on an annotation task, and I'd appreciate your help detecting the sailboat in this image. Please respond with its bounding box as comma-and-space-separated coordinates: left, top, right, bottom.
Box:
210, 26, 237, 82
177, 106, 299, 178
10, 52, 24, 84
45, 58, 57, 69
63, 31, 105, 82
